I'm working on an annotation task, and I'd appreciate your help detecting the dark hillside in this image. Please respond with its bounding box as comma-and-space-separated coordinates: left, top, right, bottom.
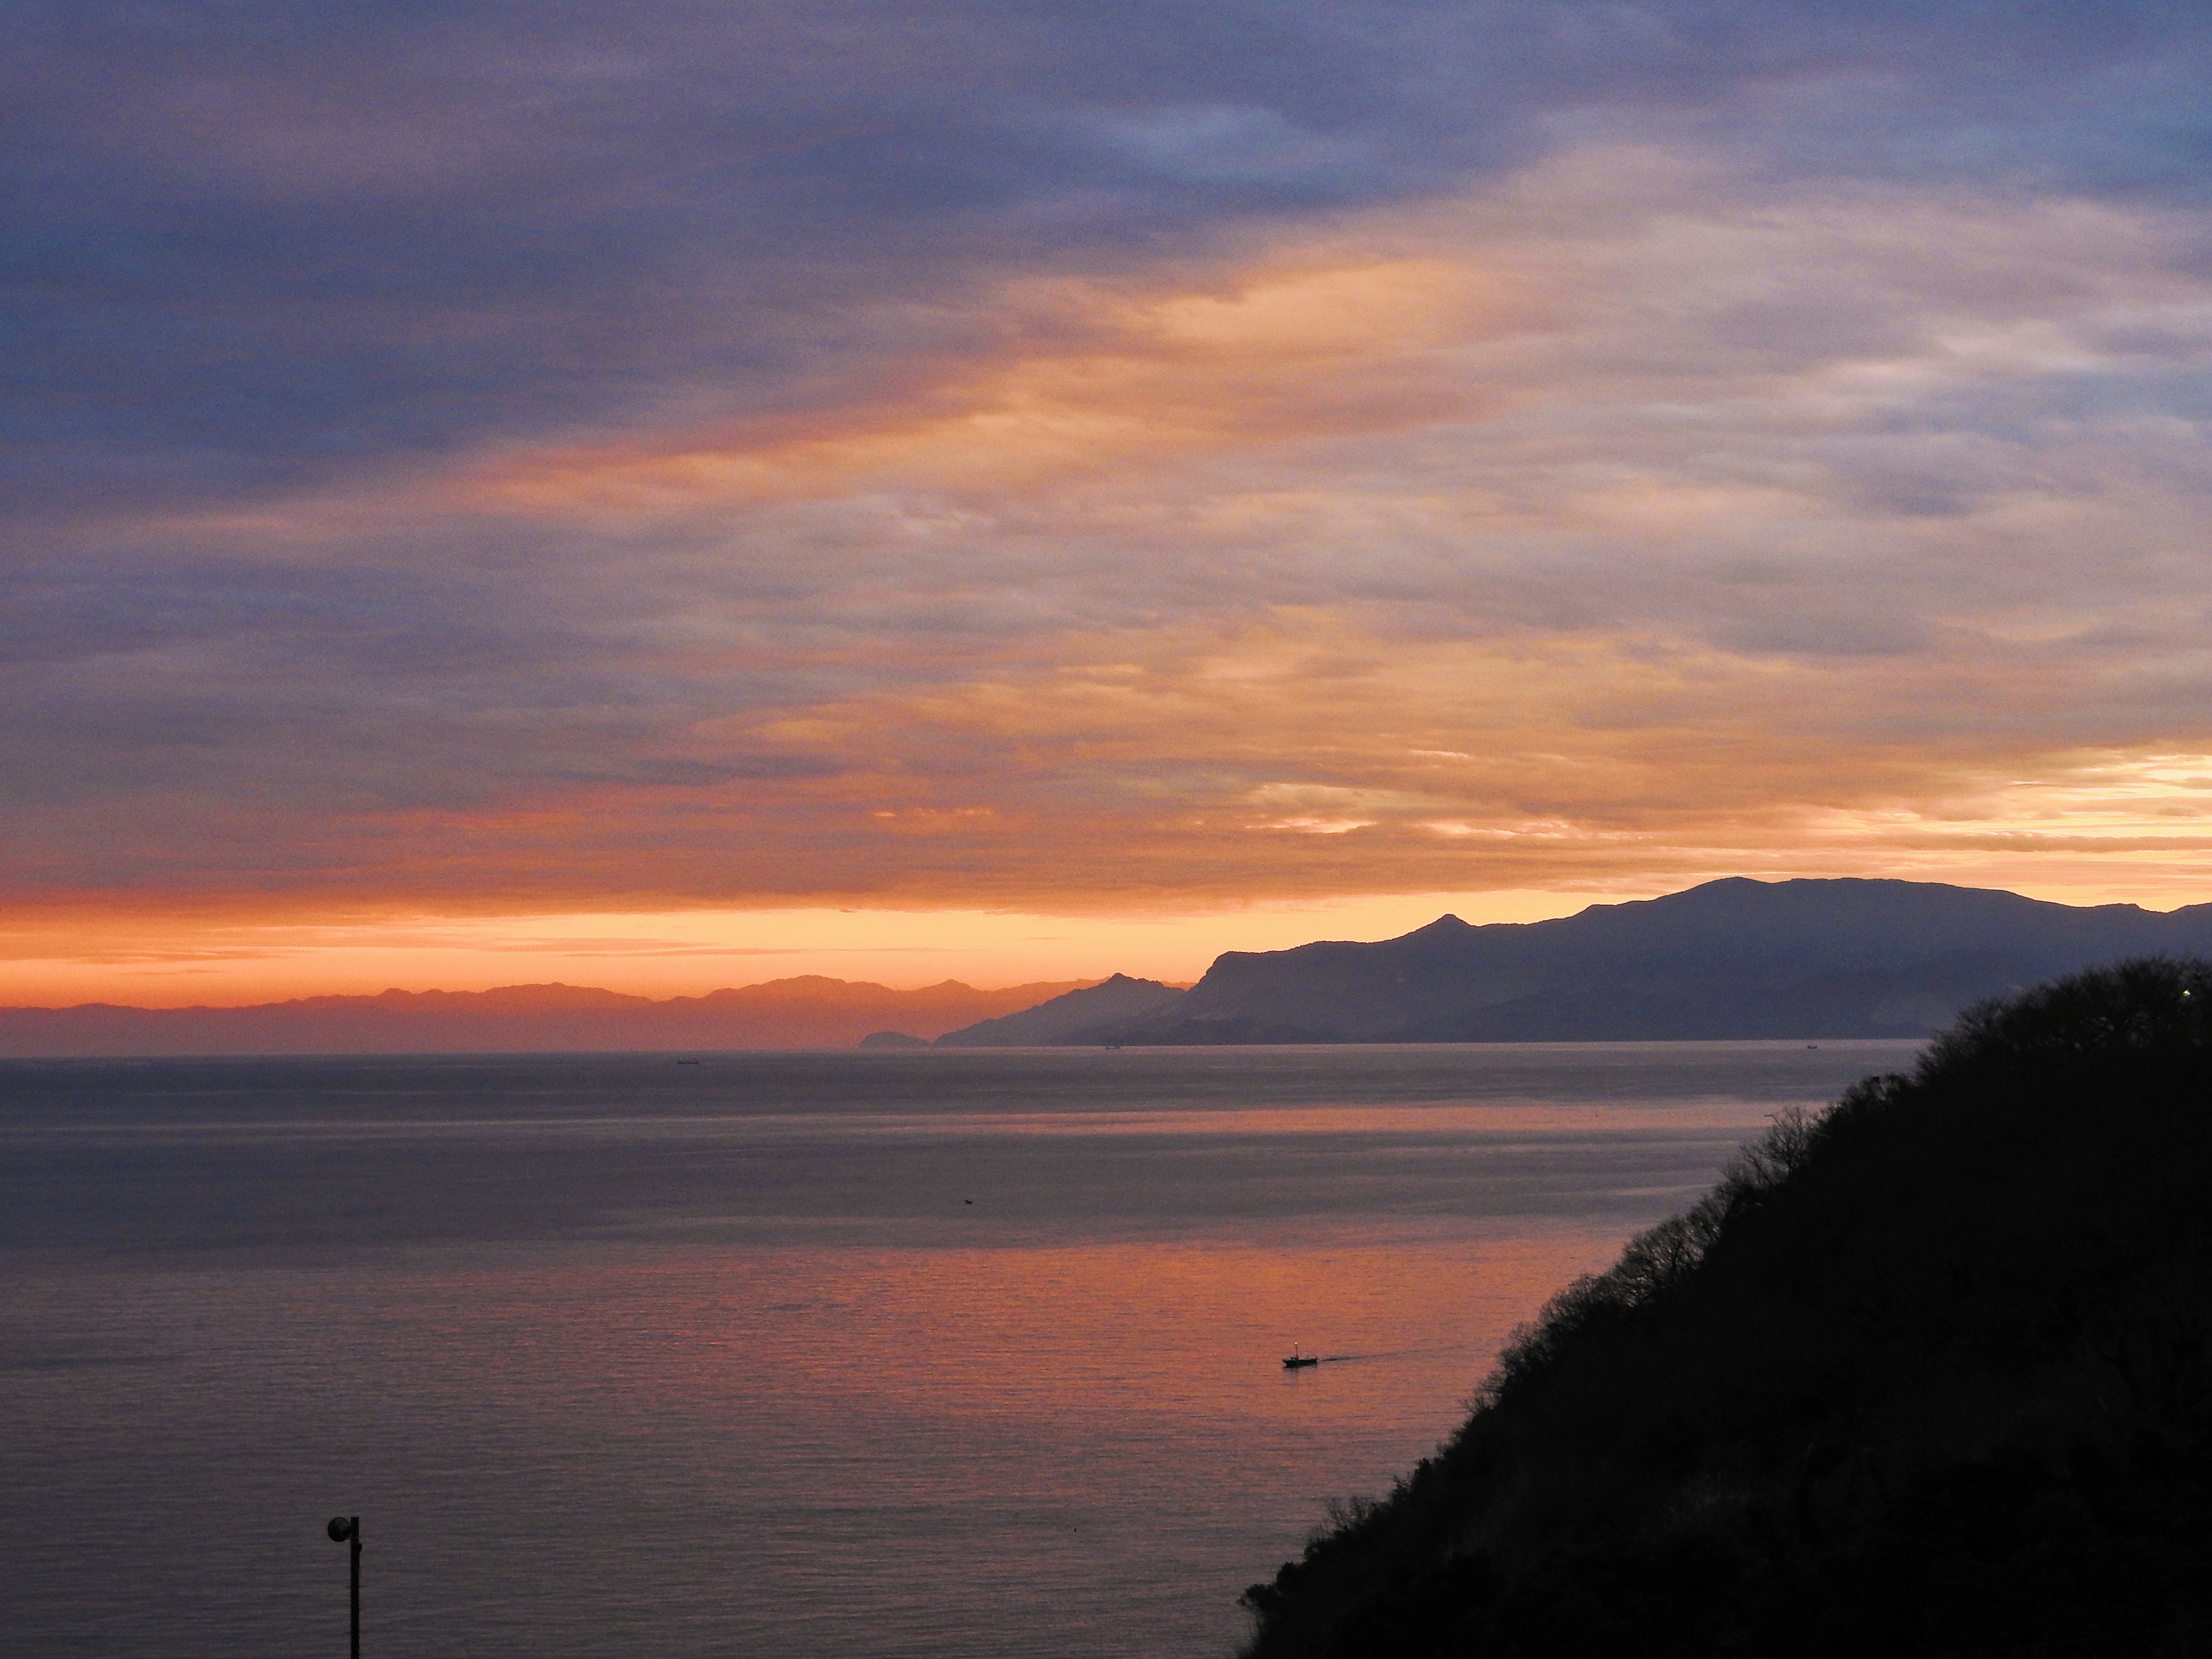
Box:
1241, 960, 2212, 1657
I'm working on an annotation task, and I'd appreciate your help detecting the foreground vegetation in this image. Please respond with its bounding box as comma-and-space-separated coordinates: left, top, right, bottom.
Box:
1243, 960, 2212, 1657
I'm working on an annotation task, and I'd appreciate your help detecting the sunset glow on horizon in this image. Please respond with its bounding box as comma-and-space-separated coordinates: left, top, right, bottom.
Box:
10, 6, 2212, 1005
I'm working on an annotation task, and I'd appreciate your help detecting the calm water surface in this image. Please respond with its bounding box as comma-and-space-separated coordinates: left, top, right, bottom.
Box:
0, 1041, 1918, 1657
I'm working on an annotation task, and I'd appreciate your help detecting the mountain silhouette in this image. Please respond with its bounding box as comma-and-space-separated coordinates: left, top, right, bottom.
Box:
0, 976, 1096, 1056
1087, 878, 2212, 1043
933, 974, 1185, 1046
15, 880, 2212, 1055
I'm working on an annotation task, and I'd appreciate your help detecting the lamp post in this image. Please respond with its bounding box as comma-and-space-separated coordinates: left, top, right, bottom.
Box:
327, 1516, 361, 1658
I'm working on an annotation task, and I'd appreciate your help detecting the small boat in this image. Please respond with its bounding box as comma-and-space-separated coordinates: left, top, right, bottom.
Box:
1283, 1350, 1319, 1369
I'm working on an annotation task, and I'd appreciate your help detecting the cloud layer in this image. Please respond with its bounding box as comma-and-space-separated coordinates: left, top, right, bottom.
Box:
7, 2, 2212, 940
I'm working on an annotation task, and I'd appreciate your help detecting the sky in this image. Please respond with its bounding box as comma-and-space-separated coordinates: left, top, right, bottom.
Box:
7, 1, 2212, 1003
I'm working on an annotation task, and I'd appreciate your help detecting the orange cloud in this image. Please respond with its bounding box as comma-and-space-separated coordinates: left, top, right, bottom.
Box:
460, 256, 1533, 516
14, 147, 2212, 1007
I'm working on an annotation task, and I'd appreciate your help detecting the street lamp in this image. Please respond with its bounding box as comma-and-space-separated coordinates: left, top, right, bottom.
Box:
327, 1516, 361, 1658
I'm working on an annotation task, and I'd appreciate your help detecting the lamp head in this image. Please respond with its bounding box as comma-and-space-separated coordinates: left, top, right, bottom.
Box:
328, 1517, 357, 1544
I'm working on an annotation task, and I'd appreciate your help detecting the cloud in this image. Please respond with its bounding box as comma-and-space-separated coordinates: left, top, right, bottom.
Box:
8, 4, 2212, 940
7, 2, 2208, 507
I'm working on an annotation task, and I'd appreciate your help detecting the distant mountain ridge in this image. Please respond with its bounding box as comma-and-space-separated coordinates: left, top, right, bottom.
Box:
933, 974, 1185, 1046
1074, 878, 2212, 1044
13, 879, 2212, 1056
0, 976, 1095, 1056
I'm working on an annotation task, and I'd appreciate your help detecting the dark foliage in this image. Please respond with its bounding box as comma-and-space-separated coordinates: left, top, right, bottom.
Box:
1242, 959, 2212, 1658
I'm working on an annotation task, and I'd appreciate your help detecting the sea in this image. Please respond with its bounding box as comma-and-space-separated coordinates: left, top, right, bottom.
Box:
0, 1040, 1919, 1658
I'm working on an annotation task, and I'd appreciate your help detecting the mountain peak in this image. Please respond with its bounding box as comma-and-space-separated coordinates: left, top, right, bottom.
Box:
1403, 913, 1474, 938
